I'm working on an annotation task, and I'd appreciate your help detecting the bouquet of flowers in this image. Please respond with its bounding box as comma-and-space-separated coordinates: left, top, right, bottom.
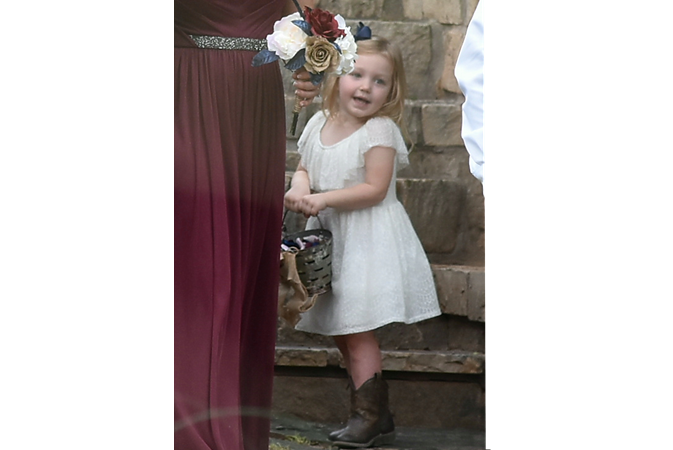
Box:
252, 1, 358, 135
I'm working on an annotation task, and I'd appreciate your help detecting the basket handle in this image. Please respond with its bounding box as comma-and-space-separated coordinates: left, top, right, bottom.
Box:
282, 208, 325, 232
283, 177, 325, 229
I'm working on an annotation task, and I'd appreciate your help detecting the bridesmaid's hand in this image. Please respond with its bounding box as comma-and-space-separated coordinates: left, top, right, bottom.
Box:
292, 68, 321, 108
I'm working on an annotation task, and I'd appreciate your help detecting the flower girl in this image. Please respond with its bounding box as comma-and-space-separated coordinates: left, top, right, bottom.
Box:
284, 35, 441, 447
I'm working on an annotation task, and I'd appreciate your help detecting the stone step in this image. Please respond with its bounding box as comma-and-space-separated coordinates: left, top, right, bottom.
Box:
276, 345, 484, 375
278, 311, 484, 354
433, 264, 484, 322
400, 176, 482, 265
273, 371, 485, 430
277, 264, 484, 372
270, 412, 486, 450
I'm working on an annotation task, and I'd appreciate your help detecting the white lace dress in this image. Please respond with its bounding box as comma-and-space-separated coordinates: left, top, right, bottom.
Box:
294, 111, 441, 336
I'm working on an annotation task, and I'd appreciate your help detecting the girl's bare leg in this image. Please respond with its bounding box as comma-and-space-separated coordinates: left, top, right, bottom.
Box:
333, 334, 352, 375
335, 331, 382, 389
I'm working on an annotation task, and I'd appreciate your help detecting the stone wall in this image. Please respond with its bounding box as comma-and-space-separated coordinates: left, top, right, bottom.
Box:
284, 0, 484, 265
275, 3, 486, 428
317, 0, 479, 98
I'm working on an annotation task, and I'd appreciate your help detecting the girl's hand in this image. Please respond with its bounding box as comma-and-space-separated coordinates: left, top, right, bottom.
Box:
299, 193, 328, 217
293, 68, 320, 108
284, 185, 311, 213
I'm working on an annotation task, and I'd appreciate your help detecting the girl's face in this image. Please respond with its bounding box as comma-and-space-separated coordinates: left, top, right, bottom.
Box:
337, 53, 394, 123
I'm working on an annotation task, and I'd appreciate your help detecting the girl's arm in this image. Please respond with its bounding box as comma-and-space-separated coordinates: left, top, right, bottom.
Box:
298, 146, 396, 216
284, 162, 312, 213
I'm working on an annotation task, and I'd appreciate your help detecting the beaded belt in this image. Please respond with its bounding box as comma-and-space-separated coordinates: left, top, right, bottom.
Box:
189, 35, 267, 51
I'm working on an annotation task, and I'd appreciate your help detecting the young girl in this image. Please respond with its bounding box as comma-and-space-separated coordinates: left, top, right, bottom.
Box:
284, 36, 442, 448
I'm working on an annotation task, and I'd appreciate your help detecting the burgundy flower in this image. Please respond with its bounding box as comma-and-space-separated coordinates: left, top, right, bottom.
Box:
304, 7, 345, 41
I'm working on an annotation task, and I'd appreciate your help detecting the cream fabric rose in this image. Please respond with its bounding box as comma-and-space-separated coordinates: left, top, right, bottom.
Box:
304, 36, 339, 74
266, 12, 307, 61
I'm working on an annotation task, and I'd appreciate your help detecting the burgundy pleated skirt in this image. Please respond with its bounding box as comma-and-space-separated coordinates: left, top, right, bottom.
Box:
174, 46, 286, 450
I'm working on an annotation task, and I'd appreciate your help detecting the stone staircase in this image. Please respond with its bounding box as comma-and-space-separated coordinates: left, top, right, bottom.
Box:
272, 0, 485, 432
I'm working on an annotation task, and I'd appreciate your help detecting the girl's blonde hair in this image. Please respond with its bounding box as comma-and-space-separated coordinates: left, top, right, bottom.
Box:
322, 36, 409, 139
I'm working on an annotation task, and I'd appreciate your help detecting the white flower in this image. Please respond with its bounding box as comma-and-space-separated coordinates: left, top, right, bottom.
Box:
266, 12, 307, 61
335, 14, 347, 30
334, 27, 358, 75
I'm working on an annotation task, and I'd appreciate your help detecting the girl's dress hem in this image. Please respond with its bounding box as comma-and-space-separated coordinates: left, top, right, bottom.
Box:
295, 310, 442, 337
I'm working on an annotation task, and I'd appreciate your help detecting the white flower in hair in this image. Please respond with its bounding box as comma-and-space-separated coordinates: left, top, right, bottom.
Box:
334, 19, 358, 75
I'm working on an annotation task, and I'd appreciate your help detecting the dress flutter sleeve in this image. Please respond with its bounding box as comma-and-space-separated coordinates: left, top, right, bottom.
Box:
361, 117, 410, 171
297, 111, 326, 160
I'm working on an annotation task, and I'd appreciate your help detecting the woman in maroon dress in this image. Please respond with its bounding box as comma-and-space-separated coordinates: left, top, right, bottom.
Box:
175, 1, 316, 448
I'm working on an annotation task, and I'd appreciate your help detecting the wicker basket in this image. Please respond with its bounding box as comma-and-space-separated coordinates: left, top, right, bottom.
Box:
282, 223, 333, 296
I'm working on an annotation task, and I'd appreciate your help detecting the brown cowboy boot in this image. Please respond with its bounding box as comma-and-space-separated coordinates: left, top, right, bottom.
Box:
328, 377, 356, 441
329, 373, 395, 448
